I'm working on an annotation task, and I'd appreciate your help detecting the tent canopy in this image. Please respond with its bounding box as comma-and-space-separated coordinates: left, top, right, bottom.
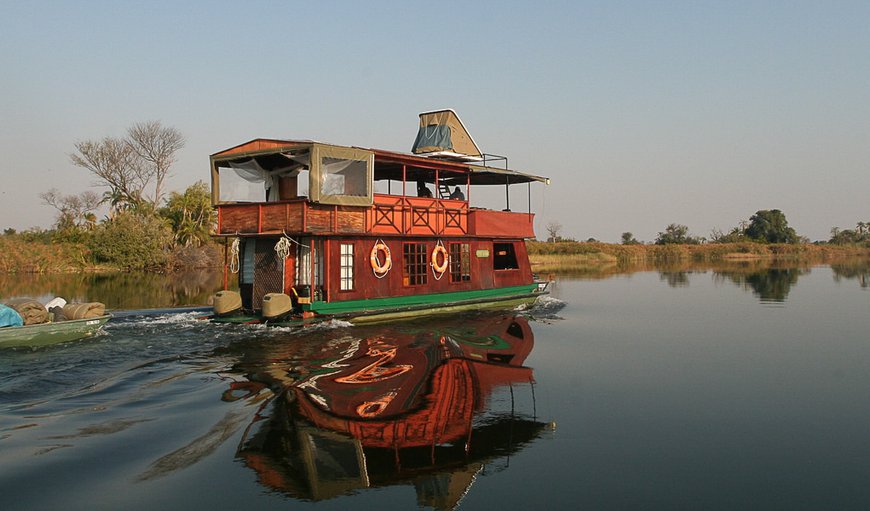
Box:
411, 109, 482, 161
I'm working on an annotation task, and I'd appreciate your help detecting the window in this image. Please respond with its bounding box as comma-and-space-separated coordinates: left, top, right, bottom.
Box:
296, 238, 323, 287
403, 243, 428, 286
449, 243, 471, 282
296, 240, 311, 286
493, 243, 519, 270
340, 243, 354, 291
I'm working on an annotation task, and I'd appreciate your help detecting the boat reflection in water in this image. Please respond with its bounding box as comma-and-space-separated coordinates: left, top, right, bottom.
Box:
231, 314, 545, 507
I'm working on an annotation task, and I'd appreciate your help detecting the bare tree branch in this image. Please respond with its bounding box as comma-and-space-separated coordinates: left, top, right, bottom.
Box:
39, 188, 102, 229
546, 221, 562, 241
70, 136, 149, 211
127, 121, 185, 205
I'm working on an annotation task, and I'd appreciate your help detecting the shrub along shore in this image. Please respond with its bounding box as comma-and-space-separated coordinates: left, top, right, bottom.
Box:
527, 241, 870, 273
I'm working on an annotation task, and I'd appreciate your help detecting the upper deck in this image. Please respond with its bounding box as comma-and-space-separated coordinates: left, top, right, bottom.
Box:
210, 138, 547, 240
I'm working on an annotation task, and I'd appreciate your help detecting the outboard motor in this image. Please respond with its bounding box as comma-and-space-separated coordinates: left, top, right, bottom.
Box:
213, 290, 243, 317
261, 293, 294, 322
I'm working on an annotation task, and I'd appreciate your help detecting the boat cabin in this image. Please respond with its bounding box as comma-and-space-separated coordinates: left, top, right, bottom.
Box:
210, 110, 550, 317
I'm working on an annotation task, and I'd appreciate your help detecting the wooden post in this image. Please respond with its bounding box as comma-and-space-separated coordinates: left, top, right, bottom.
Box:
324, 239, 330, 303
402, 165, 407, 234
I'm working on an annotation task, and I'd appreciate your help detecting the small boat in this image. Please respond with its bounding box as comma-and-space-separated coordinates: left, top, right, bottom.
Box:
0, 314, 111, 349
207, 110, 552, 325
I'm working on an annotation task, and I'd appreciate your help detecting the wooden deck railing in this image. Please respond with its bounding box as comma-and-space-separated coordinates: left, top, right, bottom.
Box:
216, 195, 532, 238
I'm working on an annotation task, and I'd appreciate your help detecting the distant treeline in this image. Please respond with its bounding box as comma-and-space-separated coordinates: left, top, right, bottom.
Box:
552, 210, 870, 247
527, 240, 870, 273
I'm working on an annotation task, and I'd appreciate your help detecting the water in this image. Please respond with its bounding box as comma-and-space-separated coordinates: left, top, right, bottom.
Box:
1, 262, 868, 510
0, 269, 227, 309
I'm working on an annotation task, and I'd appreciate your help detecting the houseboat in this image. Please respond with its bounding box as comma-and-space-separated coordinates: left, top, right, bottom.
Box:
210, 110, 550, 323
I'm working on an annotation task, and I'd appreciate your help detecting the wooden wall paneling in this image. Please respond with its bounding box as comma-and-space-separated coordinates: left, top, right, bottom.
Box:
307, 207, 332, 232
337, 208, 365, 233
219, 206, 259, 234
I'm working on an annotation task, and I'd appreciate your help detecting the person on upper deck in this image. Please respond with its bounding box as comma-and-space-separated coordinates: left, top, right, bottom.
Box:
417, 180, 433, 198
449, 186, 465, 201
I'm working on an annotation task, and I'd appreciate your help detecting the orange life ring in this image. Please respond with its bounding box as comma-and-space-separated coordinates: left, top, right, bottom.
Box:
370, 242, 391, 275
431, 244, 448, 274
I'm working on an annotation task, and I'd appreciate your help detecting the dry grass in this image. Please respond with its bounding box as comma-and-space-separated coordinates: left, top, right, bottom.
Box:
0, 237, 223, 274
0, 237, 94, 273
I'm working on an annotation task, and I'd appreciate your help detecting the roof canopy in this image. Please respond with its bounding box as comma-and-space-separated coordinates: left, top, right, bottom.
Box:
212, 140, 549, 186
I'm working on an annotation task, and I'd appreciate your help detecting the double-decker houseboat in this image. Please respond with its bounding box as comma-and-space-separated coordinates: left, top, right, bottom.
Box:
210, 110, 550, 324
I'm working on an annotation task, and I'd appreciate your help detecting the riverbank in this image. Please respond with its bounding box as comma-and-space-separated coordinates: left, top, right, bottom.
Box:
0, 237, 222, 273
527, 241, 870, 273
4, 236, 868, 275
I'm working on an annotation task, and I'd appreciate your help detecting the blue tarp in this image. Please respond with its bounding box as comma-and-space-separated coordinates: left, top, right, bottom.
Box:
412, 124, 452, 153
0, 304, 23, 327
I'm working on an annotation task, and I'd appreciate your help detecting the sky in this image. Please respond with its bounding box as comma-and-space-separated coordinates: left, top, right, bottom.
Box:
1, 0, 868, 243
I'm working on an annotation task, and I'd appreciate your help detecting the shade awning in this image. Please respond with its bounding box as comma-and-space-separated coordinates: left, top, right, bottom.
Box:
467, 164, 550, 185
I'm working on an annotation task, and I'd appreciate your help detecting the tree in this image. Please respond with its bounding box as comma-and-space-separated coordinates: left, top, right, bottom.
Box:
70, 122, 185, 211
127, 121, 185, 205
745, 209, 799, 244
545, 221, 563, 242
710, 226, 747, 244
70, 137, 148, 213
829, 222, 870, 245
159, 181, 216, 247
830, 228, 857, 244
655, 223, 700, 245
39, 188, 101, 232
621, 232, 640, 245
3, 228, 16, 236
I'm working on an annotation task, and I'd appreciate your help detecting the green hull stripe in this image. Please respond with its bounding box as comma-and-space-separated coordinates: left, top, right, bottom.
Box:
347, 297, 535, 324
305, 284, 539, 315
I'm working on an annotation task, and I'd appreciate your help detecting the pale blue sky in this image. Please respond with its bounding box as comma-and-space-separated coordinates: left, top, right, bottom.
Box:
1, 0, 868, 242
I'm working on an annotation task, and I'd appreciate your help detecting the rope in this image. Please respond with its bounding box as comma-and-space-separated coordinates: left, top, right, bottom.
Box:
281, 231, 309, 248
229, 237, 240, 274
275, 232, 309, 260
274, 236, 292, 260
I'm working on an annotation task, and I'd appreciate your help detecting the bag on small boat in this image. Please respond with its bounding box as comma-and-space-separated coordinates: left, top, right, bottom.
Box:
0, 304, 23, 327
49, 305, 68, 322
63, 302, 106, 320
3, 298, 49, 325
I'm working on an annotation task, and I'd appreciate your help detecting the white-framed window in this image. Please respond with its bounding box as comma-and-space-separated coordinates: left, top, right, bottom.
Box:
340, 243, 354, 291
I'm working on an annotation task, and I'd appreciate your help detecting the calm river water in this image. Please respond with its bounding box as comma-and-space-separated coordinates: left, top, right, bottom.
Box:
1, 261, 868, 510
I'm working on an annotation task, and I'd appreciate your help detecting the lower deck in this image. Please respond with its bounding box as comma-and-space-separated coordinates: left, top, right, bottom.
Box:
230, 235, 536, 314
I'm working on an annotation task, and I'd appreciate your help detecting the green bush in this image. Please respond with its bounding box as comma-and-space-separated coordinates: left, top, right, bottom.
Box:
88, 212, 174, 270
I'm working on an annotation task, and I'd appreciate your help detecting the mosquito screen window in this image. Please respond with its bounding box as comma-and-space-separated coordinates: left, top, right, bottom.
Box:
310, 145, 373, 206
321, 157, 367, 196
